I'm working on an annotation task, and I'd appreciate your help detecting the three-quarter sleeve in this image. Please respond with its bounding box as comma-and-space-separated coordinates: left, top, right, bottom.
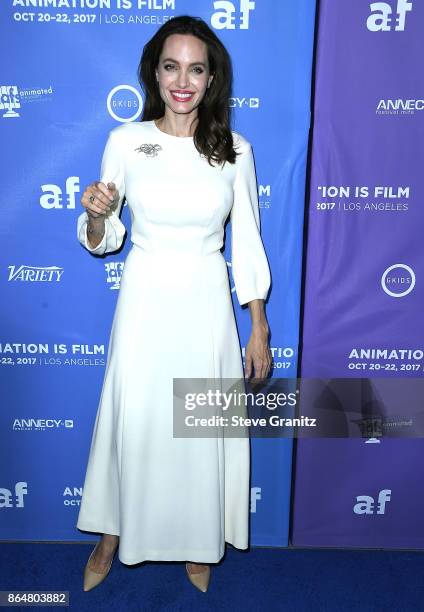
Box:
230, 138, 271, 306
77, 129, 126, 255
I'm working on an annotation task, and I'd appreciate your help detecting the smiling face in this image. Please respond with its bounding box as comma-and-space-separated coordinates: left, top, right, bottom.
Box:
155, 34, 214, 116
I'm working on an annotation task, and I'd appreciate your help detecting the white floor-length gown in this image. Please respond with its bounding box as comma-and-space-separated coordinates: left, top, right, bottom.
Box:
76, 119, 271, 565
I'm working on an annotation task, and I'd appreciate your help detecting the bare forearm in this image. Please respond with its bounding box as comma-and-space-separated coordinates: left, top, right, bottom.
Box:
248, 299, 269, 332
87, 216, 106, 249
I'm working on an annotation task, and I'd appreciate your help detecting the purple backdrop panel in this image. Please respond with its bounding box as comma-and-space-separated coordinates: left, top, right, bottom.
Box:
292, 0, 424, 548
292, 439, 424, 548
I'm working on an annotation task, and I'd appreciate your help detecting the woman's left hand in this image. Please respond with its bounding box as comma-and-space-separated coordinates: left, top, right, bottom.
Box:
244, 322, 272, 381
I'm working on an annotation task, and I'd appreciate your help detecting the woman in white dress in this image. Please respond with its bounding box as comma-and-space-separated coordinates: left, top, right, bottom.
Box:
76, 15, 272, 593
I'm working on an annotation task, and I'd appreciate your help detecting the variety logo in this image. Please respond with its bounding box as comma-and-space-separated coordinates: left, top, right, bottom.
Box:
367, 0, 413, 32
381, 263, 415, 297
13, 419, 74, 431
211, 0, 255, 29
15, 254, 126, 292
0, 482, 28, 508
353, 489, 391, 514
8, 265, 63, 282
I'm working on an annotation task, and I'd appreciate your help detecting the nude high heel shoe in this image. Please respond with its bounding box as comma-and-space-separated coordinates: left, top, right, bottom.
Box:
83, 542, 116, 592
185, 562, 211, 593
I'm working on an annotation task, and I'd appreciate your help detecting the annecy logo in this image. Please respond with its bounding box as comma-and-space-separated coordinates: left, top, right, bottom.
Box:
13, 419, 74, 431
367, 0, 413, 32
376, 99, 424, 115
229, 97, 260, 109
381, 263, 415, 297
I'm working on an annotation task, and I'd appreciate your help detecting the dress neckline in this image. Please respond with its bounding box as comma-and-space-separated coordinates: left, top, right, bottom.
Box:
151, 119, 194, 141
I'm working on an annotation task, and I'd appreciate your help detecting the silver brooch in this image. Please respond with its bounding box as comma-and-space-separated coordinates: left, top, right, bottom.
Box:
134, 143, 162, 157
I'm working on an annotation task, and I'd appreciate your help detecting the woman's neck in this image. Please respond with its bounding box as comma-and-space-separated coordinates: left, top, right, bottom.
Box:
156, 113, 198, 137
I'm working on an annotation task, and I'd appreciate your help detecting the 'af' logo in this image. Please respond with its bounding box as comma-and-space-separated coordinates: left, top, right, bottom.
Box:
353, 489, 392, 514
40, 177, 80, 210
367, 0, 413, 31
211, 0, 255, 30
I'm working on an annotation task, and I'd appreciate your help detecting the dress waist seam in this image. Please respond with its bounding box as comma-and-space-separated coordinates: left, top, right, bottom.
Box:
131, 243, 224, 258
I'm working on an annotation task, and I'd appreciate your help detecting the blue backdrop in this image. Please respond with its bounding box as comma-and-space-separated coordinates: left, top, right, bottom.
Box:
0, 0, 316, 546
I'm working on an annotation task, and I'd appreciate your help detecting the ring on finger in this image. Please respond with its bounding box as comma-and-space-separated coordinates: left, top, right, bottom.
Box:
89, 195, 95, 203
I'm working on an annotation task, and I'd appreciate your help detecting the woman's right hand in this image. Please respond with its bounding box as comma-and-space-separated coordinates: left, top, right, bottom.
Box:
82, 181, 118, 218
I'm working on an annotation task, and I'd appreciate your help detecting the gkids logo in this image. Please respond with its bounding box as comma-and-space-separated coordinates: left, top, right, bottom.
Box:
211, 0, 255, 30
367, 0, 413, 31
107, 85, 143, 123
381, 263, 415, 297
353, 489, 391, 514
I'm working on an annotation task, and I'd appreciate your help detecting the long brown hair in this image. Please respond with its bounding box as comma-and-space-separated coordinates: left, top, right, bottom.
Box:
138, 15, 238, 166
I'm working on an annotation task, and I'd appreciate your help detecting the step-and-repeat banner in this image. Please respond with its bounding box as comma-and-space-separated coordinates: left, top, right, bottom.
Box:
0, 1, 316, 545
292, 0, 424, 547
